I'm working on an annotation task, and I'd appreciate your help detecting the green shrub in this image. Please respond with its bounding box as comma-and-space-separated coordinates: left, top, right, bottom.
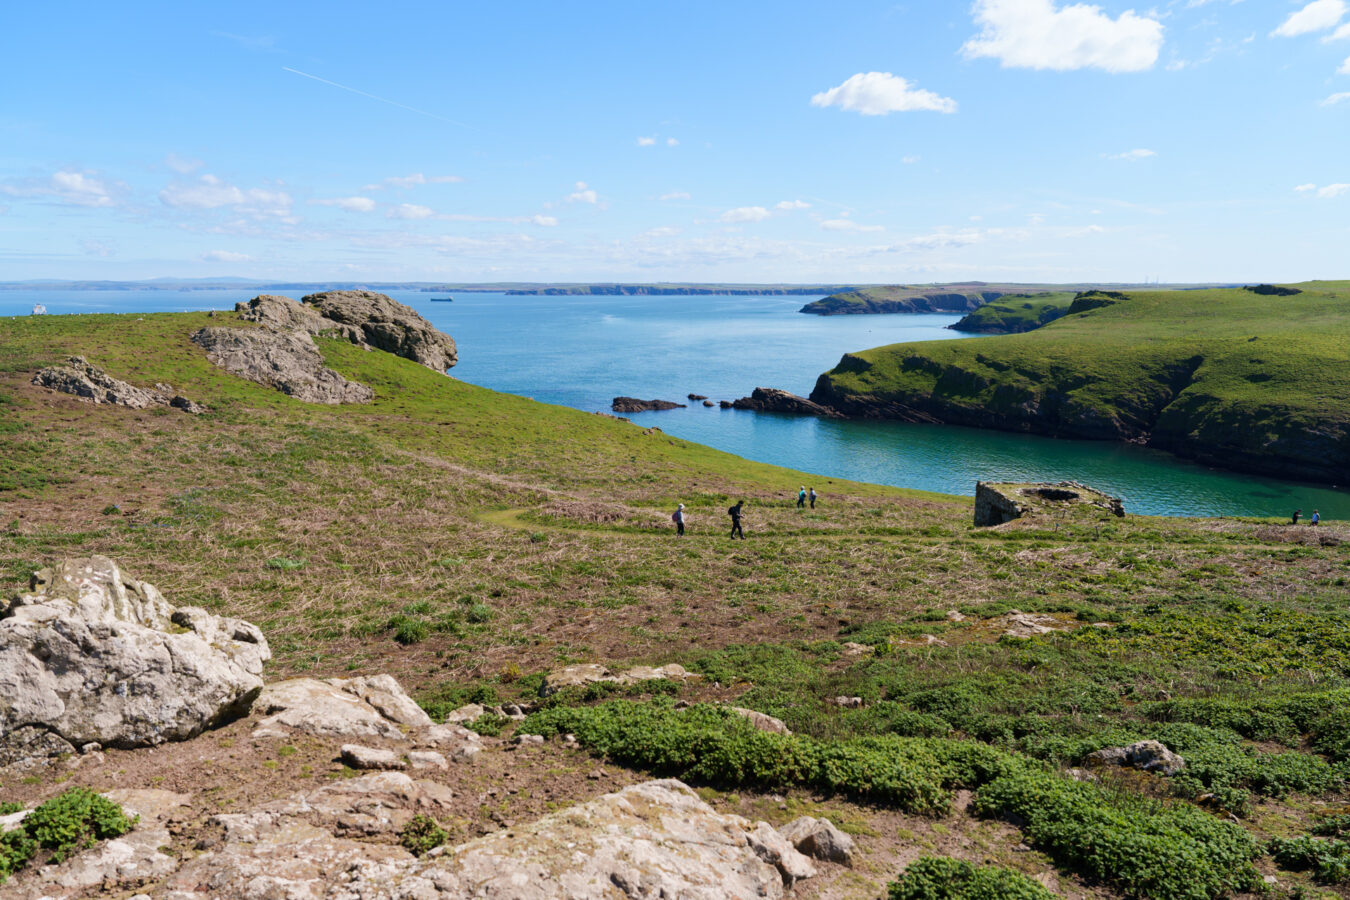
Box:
0, 829, 37, 883
264, 557, 305, 571
1312, 814, 1350, 838
1269, 836, 1350, 883
887, 856, 1056, 899
13, 787, 137, 870
389, 614, 430, 645
0, 801, 22, 815
466, 712, 509, 737
973, 771, 1261, 899
399, 814, 449, 856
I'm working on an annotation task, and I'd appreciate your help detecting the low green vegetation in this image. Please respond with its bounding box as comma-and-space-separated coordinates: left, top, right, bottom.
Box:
810, 282, 1350, 482
887, 857, 1057, 900
800, 284, 1070, 316
948, 293, 1075, 334
398, 814, 450, 856
0, 788, 137, 882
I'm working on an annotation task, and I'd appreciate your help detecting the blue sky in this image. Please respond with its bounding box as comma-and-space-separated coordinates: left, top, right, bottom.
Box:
2, 0, 1347, 283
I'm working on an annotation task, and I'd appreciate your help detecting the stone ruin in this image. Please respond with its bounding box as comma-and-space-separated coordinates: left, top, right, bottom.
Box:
974, 480, 1125, 527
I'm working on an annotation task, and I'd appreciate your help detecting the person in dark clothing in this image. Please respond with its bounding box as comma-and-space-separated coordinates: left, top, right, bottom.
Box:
809, 487, 817, 509
728, 500, 745, 539
672, 503, 685, 536
1292, 509, 1302, 525
797, 486, 806, 508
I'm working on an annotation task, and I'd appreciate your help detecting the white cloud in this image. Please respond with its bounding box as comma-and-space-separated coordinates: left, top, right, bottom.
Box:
1065, 224, 1105, 236
362, 173, 463, 191
1296, 182, 1350, 197
811, 71, 957, 115
1, 169, 120, 207
530, 214, 559, 226
159, 174, 292, 218
666, 137, 679, 146
80, 238, 114, 256
660, 191, 691, 201
313, 196, 376, 212
1105, 148, 1157, 161
721, 206, 771, 223
165, 153, 203, 174
902, 155, 921, 164
1341, 56, 1350, 73
642, 226, 681, 237
962, 0, 1164, 72
637, 136, 657, 147
201, 250, 252, 263
1272, 0, 1347, 36
567, 182, 599, 204
821, 218, 885, 232
1326, 21, 1350, 40
1324, 90, 1350, 104
387, 203, 434, 219
888, 229, 988, 252
776, 200, 811, 210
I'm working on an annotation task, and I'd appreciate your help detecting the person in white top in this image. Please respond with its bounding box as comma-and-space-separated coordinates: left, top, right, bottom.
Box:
672, 503, 685, 536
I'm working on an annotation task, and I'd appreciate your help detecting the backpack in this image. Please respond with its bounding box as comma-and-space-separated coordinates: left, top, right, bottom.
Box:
728, 505, 738, 517
671, 511, 679, 522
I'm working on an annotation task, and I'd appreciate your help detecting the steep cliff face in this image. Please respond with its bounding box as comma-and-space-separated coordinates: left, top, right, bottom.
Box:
800, 287, 1006, 315
804, 285, 1350, 483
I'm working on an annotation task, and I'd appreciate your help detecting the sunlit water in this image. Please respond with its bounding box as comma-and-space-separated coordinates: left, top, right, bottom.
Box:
5, 289, 1347, 519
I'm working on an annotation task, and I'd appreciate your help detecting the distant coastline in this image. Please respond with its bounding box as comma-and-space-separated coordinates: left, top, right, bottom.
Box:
0, 279, 857, 296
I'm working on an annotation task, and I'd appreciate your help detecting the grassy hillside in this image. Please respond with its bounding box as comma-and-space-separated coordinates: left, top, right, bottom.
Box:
811, 283, 1350, 484
6, 309, 1350, 896
948, 292, 1076, 333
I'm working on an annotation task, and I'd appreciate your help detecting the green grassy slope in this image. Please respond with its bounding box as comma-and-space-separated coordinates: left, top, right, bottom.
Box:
8, 309, 1350, 895
948, 292, 1076, 333
810, 283, 1350, 483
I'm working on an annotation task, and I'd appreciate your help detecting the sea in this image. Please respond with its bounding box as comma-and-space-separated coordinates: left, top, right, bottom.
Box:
5, 288, 1348, 519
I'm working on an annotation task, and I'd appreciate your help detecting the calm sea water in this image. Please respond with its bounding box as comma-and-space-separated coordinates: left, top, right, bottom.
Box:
5, 289, 1347, 519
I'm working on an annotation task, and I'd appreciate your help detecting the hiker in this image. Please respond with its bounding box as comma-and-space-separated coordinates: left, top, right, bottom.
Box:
1292, 509, 1302, 525
809, 487, 817, 509
672, 503, 685, 536
728, 500, 745, 539
1312, 510, 1321, 526
797, 486, 806, 508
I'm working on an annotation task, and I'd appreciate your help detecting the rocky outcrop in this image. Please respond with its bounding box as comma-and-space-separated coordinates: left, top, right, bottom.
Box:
1089, 739, 1186, 776
235, 293, 329, 332
300, 290, 458, 373
779, 816, 855, 865
540, 662, 699, 696
974, 481, 1125, 527
611, 397, 686, 413
32, 357, 202, 413
729, 707, 792, 735
0, 557, 269, 758
251, 675, 433, 740
330, 779, 815, 899
731, 387, 843, 418
801, 287, 1006, 316
191, 326, 375, 404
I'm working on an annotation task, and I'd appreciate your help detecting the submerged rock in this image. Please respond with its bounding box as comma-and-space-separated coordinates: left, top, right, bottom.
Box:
192, 326, 375, 404
0, 557, 269, 758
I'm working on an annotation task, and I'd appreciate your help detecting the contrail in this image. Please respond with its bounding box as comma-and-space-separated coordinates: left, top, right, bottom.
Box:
282, 67, 474, 130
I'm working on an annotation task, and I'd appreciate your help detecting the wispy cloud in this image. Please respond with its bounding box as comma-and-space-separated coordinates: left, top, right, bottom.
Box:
811, 72, 957, 115
1, 169, 123, 207
1105, 148, 1158, 161
159, 174, 292, 219
1271, 0, 1347, 37
165, 153, 203, 175
721, 206, 771, 223
1324, 90, 1350, 104
1295, 182, 1349, 197
637, 136, 657, 147
313, 196, 377, 212
282, 67, 475, 129
567, 182, 599, 204
530, 214, 559, 226
962, 0, 1164, 72
776, 200, 811, 210
201, 249, 253, 263
659, 191, 691, 201
821, 218, 885, 232
387, 203, 434, 219
362, 173, 463, 191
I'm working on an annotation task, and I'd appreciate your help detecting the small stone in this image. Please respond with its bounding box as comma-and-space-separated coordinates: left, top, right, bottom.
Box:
81, 742, 102, 753
512, 733, 544, 746
728, 707, 790, 735
946, 610, 967, 621
833, 696, 864, 709
444, 703, 486, 724
409, 750, 448, 770
340, 744, 406, 770
779, 816, 855, 865
841, 642, 872, 655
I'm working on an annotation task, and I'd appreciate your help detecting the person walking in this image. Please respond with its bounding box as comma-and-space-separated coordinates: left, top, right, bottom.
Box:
672, 503, 686, 536
809, 487, 817, 509
728, 500, 745, 539
1292, 509, 1302, 525
797, 486, 807, 509
1312, 510, 1321, 526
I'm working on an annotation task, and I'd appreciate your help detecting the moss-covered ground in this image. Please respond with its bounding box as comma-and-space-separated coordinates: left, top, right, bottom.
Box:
4, 309, 1350, 897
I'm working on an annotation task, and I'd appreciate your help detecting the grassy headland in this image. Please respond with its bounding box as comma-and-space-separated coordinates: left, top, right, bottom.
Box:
5, 307, 1350, 896
810, 283, 1350, 484
948, 292, 1077, 334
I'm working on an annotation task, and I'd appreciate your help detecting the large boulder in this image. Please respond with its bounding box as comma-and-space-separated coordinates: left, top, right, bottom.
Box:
191, 326, 375, 404
301, 290, 458, 373
234, 293, 328, 332
732, 387, 843, 418
329, 779, 814, 899
251, 675, 433, 740
0, 558, 269, 758
31, 357, 202, 413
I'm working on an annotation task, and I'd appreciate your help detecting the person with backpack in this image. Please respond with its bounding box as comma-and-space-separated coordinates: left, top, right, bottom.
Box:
809, 487, 817, 509
728, 500, 745, 539
797, 486, 807, 508
1312, 510, 1321, 526
671, 503, 685, 536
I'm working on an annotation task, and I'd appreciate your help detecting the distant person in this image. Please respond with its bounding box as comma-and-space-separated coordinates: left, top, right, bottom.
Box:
1292, 509, 1302, 525
671, 503, 685, 536
1312, 510, 1321, 526
809, 487, 817, 509
728, 500, 745, 539
797, 486, 807, 508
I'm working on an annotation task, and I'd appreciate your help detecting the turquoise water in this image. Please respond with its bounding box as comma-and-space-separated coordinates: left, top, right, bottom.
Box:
4, 289, 1347, 519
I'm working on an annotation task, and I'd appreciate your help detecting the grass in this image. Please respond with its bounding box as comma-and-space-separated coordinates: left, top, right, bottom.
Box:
6, 304, 1350, 895
800, 283, 1079, 316
810, 282, 1350, 483
948, 292, 1076, 334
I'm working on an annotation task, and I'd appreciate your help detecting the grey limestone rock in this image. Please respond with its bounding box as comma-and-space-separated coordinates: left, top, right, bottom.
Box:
32, 356, 203, 412
1088, 739, 1186, 775
252, 675, 431, 740
341, 744, 406, 771
779, 815, 855, 865
191, 326, 375, 405
301, 290, 458, 373
0, 557, 269, 759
